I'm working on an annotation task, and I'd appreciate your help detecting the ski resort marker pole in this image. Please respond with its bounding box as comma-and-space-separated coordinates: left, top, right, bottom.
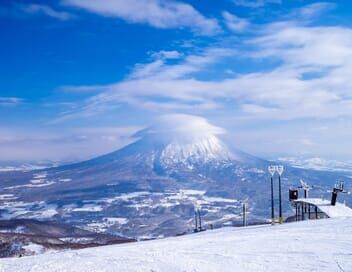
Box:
276, 165, 284, 224
194, 208, 198, 232
194, 201, 201, 232
268, 165, 276, 225
242, 202, 247, 226
198, 209, 202, 231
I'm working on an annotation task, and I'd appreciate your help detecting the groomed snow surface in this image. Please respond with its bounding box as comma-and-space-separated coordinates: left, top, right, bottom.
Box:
1, 218, 352, 272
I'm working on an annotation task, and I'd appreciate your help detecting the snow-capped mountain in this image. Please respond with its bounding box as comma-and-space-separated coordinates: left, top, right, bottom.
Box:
0, 114, 351, 239
160, 135, 232, 165
102, 114, 235, 167
113, 115, 237, 173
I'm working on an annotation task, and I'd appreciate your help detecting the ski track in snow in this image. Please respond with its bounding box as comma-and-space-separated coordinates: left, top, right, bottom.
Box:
0, 218, 351, 272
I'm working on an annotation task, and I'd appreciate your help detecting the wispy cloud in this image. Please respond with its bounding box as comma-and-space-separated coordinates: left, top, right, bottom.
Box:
223, 11, 250, 32
294, 2, 335, 19
21, 4, 73, 21
0, 97, 23, 107
62, 0, 220, 35
56, 47, 236, 120
150, 50, 183, 60
233, 0, 282, 8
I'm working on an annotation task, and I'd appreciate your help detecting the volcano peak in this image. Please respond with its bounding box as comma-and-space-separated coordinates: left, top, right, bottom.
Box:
131, 114, 233, 165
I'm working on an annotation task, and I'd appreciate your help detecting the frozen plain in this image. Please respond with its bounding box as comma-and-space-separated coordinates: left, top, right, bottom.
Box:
0, 217, 351, 272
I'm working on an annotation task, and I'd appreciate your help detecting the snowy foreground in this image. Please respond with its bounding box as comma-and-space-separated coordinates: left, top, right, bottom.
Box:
1, 218, 352, 272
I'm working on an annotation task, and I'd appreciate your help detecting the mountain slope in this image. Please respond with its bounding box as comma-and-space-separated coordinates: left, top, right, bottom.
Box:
1, 218, 351, 271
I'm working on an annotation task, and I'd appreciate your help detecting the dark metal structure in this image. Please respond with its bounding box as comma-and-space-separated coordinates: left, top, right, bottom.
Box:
268, 165, 276, 224
289, 189, 298, 201
331, 182, 345, 206
277, 166, 284, 224
278, 174, 283, 223
194, 211, 198, 232
291, 200, 328, 221
270, 175, 274, 224
194, 208, 203, 232
242, 202, 247, 227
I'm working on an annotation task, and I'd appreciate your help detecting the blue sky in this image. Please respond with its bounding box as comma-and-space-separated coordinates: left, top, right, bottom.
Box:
1, 0, 352, 162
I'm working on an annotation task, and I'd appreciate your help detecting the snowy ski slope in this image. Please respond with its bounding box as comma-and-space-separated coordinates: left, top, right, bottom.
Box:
0, 217, 351, 272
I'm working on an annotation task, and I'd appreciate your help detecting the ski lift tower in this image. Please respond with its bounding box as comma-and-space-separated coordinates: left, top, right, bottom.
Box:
290, 180, 352, 221
298, 179, 312, 199
298, 179, 313, 213
331, 181, 346, 206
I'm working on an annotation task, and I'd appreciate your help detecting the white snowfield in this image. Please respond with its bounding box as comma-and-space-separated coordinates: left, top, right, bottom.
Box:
1, 218, 352, 272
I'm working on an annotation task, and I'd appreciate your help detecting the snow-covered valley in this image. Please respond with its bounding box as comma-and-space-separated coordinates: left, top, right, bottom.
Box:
1, 217, 351, 272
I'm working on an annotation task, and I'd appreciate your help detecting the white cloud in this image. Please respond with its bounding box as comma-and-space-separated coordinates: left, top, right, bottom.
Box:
252, 25, 352, 68
233, 0, 281, 8
223, 11, 250, 32
294, 2, 335, 19
62, 0, 220, 35
57, 48, 236, 120
0, 97, 23, 107
150, 50, 183, 60
60, 23, 352, 121
21, 4, 73, 20
137, 114, 225, 143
